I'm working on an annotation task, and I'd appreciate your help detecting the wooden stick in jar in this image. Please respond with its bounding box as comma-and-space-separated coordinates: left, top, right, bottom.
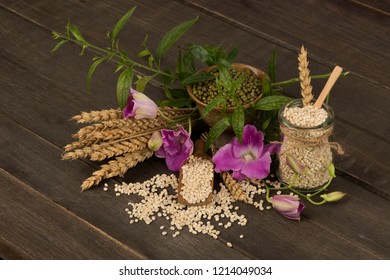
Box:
314, 66, 343, 108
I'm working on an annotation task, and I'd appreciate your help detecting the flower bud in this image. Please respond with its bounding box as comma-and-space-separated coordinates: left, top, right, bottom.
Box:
271, 195, 305, 221
148, 131, 163, 152
320, 191, 346, 202
123, 88, 158, 119
328, 162, 336, 178
286, 154, 307, 175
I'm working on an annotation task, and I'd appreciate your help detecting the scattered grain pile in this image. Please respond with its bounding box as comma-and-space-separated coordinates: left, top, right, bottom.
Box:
113, 173, 279, 242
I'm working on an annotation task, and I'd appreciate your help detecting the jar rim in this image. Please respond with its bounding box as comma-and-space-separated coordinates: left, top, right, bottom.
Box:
278, 99, 335, 130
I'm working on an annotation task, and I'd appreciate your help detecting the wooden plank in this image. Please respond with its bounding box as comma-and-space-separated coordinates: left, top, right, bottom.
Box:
0, 168, 145, 259
0, 0, 389, 193
184, 0, 390, 87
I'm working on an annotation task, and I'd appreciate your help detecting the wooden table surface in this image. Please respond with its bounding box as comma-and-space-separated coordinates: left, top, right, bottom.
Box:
1, 0, 389, 260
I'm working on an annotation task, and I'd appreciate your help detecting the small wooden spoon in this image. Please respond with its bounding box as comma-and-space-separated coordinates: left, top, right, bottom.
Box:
177, 139, 214, 206
314, 66, 343, 108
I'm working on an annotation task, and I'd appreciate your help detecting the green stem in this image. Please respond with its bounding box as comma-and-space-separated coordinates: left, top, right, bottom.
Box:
285, 183, 328, 206
271, 72, 349, 88
57, 34, 174, 79
308, 177, 334, 197
265, 174, 298, 203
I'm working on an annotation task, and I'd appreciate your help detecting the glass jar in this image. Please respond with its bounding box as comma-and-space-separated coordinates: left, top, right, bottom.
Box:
277, 99, 334, 191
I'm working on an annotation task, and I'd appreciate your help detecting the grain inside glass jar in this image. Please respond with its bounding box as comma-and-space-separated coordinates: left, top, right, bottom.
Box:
277, 99, 334, 191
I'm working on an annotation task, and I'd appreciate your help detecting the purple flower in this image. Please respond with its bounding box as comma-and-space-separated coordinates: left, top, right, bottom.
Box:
212, 125, 280, 181
272, 195, 305, 221
155, 126, 194, 172
123, 88, 158, 119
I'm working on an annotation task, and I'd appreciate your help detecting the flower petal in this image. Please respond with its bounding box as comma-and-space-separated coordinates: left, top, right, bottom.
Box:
232, 170, 247, 181
241, 124, 264, 147
212, 143, 244, 173
263, 142, 281, 155
123, 95, 136, 119
240, 152, 271, 179
165, 151, 187, 171
155, 146, 166, 158
157, 125, 193, 172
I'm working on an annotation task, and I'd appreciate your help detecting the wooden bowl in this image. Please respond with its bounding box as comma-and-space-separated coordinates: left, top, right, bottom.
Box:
187, 63, 265, 127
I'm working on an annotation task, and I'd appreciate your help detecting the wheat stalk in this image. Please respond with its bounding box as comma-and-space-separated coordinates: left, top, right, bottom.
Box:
72, 109, 123, 123
62, 136, 150, 161
221, 172, 248, 202
298, 45, 313, 106
81, 149, 154, 191
64, 139, 98, 152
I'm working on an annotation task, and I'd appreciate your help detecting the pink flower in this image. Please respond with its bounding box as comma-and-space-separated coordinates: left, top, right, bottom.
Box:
212, 124, 280, 181
123, 88, 158, 119
155, 126, 194, 171
272, 195, 305, 221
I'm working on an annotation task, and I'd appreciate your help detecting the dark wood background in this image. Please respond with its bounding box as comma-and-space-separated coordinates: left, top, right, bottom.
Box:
1, 0, 389, 259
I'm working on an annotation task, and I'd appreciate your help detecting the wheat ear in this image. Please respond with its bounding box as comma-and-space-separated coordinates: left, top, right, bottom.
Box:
298, 45, 313, 106
72, 109, 123, 123
62, 136, 150, 161
221, 172, 248, 202
81, 149, 153, 191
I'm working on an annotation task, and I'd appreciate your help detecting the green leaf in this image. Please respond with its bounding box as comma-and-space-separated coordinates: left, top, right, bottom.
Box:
137, 49, 151, 58
217, 67, 232, 90
205, 117, 230, 151
87, 57, 106, 91
231, 75, 246, 93
183, 47, 195, 73
116, 67, 133, 109
268, 50, 277, 82
111, 6, 137, 48
262, 116, 272, 131
232, 106, 244, 142
166, 88, 188, 99
115, 64, 125, 73
176, 47, 183, 74
141, 34, 148, 48
157, 16, 198, 59
253, 95, 294, 111
159, 97, 191, 108
148, 55, 154, 68
67, 24, 86, 42
201, 93, 225, 118
191, 45, 210, 63
160, 70, 175, 85
216, 58, 231, 69
181, 71, 214, 86
261, 75, 272, 97
51, 39, 68, 52
135, 75, 153, 93
226, 47, 239, 64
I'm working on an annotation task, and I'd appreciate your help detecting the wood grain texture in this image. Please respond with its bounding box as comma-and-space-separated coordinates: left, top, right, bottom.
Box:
348, 0, 390, 16
0, 0, 389, 259
0, 168, 145, 260
184, 0, 390, 87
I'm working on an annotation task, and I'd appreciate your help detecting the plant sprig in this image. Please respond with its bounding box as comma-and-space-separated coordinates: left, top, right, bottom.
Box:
52, 6, 198, 109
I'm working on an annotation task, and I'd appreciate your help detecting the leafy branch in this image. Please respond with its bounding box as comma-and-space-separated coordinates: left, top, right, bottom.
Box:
52, 6, 198, 109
